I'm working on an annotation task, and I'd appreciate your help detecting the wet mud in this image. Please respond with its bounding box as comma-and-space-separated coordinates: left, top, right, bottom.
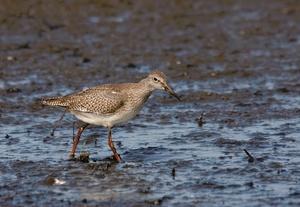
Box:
1, 0, 300, 206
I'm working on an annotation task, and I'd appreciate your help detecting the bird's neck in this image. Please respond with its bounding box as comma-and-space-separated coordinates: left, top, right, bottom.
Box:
136, 78, 154, 96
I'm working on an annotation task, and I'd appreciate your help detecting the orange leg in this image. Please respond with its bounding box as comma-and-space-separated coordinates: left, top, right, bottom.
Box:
50, 109, 67, 136
70, 123, 89, 157
107, 127, 122, 162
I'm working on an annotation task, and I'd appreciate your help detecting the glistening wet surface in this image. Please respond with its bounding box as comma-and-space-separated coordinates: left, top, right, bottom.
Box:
1, 1, 300, 206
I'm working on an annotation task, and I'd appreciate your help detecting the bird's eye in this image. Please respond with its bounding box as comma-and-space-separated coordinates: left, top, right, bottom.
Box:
153, 77, 158, 82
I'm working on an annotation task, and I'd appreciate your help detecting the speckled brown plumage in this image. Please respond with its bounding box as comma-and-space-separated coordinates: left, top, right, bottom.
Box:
42, 70, 180, 161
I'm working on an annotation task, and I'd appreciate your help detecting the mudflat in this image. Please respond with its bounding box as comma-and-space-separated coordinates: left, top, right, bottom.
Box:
1, 1, 300, 206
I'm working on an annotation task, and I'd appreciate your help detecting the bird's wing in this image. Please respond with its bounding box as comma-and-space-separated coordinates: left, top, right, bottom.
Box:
68, 91, 125, 115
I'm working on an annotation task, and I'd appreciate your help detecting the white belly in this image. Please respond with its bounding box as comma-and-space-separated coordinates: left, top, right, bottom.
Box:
70, 108, 139, 128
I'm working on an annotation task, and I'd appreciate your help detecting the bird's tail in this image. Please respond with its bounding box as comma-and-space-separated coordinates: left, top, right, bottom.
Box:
42, 96, 69, 107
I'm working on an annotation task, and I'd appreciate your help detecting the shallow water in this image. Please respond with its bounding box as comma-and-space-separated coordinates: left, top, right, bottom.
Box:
1, 0, 300, 206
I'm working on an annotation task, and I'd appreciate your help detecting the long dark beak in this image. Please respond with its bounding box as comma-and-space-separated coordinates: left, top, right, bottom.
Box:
164, 85, 181, 101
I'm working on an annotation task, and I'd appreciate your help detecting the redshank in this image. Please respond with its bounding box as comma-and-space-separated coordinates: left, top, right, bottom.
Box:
42, 70, 180, 161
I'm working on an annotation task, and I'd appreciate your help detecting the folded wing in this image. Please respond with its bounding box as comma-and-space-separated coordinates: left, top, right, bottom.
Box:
43, 90, 125, 115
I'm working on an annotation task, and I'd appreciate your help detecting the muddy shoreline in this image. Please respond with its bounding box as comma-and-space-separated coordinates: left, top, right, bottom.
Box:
1, 1, 300, 206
